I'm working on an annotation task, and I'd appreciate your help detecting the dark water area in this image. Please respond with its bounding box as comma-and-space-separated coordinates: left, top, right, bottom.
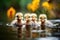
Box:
0, 25, 60, 40
0, 25, 17, 40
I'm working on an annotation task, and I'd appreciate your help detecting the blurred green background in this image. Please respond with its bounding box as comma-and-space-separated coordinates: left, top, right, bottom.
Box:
0, 0, 60, 23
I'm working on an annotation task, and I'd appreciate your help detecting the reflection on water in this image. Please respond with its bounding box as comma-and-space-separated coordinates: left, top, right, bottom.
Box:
32, 37, 59, 40
0, 25, 60, 40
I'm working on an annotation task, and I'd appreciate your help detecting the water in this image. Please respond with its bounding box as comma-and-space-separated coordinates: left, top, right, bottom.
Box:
0, 25, 60, 40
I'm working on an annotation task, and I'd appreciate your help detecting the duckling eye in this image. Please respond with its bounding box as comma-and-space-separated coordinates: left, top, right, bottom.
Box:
40, 17, 42, 19
16, 15, 19, 18
28, 16, 30, 18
